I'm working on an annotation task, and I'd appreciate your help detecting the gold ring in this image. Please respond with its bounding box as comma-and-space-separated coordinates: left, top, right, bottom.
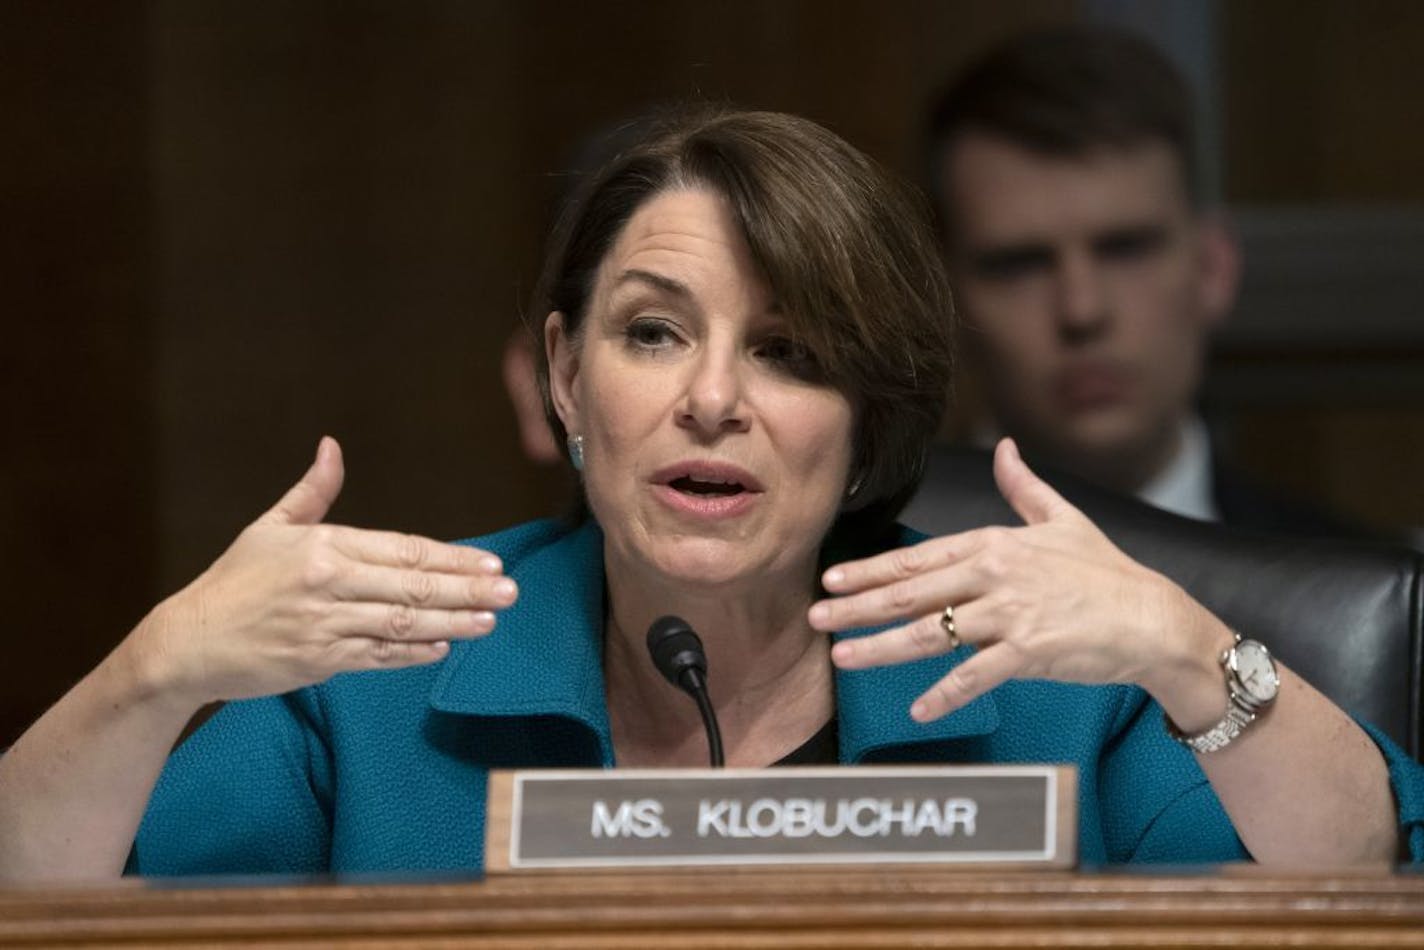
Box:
940, 605, 961, 650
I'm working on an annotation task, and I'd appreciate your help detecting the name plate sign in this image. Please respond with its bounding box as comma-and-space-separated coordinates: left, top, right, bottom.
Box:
484, 765, 1076, 872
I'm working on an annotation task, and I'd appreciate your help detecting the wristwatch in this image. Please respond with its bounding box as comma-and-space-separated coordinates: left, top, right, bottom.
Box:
1165, 633, 1280, 753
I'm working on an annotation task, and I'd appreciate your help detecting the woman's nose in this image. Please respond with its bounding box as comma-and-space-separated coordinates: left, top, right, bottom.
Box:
677, 349, 750, 436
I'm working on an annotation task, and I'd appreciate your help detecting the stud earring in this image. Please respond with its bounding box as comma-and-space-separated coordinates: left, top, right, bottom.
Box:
567, 434, 585, 471
846, 471, 866, 500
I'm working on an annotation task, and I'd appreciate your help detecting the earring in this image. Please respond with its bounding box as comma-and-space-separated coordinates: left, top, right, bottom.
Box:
567, 434, 585, 471
846, 471, 865, 500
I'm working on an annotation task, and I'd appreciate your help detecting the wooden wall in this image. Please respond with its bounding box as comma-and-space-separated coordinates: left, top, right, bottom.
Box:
0, 0, 1072, 744
5, 1, 1423, 746
1, 4, 157, 743
1219, 1, 1424, 534
1225, 0, 1424, 203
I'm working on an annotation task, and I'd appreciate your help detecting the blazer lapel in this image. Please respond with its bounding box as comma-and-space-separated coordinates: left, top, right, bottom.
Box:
835, 640, 999, 763
428, 520, 613, 764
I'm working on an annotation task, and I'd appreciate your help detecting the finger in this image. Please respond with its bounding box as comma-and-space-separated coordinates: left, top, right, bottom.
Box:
329, 527, 503, 575
324, 636, 452, 674
259, 436, 345, 527
992, 437, 1079, 527
809, 562, 979, 633
820, 530, 991, 596
830, 600, 984, 670
329, 564, 519, 611
910, 641, 1021, 722
334, 603, 498, 642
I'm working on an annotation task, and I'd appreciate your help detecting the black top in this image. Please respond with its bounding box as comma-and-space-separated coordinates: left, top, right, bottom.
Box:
772, 717, 839, 766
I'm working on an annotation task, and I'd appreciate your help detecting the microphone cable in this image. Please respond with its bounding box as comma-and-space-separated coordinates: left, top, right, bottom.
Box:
645, 615, 724, 768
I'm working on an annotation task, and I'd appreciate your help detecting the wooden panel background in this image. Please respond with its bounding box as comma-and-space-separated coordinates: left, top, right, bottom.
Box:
1219, 1, 1424, 535
0, 3, 158, 744
0, 0, 1072, 744
4, 1, 1424, 747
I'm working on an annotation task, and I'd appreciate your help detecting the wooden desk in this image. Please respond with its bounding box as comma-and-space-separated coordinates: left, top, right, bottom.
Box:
2, 867, 1421, 948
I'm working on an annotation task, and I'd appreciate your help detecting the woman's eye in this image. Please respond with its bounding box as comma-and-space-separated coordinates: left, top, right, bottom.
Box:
758, 336, 826, 382
624, 318, 678, 349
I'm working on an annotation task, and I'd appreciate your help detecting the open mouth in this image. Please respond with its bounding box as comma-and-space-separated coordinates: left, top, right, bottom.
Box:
669, 476, 746, 497
652, 462, 764, 513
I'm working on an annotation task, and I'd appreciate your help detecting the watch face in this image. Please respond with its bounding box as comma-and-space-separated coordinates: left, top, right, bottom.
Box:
1233, 640, 1280, 704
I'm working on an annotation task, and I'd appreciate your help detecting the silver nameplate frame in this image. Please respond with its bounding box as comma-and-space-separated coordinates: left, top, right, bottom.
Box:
484, 765, 1077, 872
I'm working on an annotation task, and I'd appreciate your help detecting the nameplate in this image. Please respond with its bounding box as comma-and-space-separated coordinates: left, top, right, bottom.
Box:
484, 765, 1076, 872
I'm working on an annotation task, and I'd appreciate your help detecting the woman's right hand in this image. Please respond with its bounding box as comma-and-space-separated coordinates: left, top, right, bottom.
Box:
131, 436, 514, 707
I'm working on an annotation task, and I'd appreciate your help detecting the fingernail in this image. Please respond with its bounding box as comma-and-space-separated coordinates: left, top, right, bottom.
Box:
480, 556, 502, 573
822, 567, 844, 589
910, 701, 929, 722
830, 641, 853, 664
808, 602, 829, 626
473, 611, 496, 632
493, 578, 517, 601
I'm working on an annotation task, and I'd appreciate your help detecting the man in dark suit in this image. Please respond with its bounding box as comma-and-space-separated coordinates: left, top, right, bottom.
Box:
906, 25, 1351, 538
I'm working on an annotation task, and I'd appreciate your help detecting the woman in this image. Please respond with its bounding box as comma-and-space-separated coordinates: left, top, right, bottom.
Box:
0, 107, 1416, 879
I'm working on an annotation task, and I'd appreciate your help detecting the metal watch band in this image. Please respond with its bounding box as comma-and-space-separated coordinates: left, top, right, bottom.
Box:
1163, 631, 1278, 753
1165, 701, 1257, 754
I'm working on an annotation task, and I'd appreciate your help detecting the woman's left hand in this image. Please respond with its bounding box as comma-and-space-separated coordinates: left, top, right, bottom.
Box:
809, 438, 1230, 724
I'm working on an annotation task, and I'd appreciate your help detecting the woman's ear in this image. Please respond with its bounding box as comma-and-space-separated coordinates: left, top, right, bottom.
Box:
544, 311, 581, 436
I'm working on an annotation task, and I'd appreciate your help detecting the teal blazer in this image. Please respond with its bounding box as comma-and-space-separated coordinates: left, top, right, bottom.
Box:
131, 519, 1424, 874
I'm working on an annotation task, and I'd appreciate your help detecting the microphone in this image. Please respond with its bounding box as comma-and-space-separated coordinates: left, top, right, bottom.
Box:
645, 615, 725, 768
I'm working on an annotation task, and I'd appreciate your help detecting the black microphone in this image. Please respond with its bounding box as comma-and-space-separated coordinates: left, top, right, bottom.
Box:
645, 615, 725, 768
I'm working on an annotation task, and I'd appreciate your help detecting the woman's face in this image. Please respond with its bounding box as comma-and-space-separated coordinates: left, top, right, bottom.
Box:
546, 187, 856, 593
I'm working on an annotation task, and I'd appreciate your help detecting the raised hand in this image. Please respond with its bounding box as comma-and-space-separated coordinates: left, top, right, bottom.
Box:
809, 438, 1227, 723
136, 437, 514, 706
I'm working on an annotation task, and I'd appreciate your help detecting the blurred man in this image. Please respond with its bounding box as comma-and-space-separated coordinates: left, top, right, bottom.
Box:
907, 25, 1348, 535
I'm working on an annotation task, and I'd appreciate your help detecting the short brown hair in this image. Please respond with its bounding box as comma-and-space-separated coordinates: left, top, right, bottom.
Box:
532, 105, 955, 538
925, 25, 1201, 220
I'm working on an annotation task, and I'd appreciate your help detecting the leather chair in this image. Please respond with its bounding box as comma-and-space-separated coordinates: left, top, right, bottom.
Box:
902, 446, 1423, 761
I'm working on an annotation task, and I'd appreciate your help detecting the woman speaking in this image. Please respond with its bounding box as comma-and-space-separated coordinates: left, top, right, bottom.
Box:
0, 107, 1418, 878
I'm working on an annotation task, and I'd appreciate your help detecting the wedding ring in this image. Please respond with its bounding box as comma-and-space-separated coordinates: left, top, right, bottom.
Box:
940, 605, 961, 650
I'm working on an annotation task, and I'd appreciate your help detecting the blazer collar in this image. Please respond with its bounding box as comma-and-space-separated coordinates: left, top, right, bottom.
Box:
834, 640, 999, 762
428, 518, 1000, 765
428, 519, 614, 762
